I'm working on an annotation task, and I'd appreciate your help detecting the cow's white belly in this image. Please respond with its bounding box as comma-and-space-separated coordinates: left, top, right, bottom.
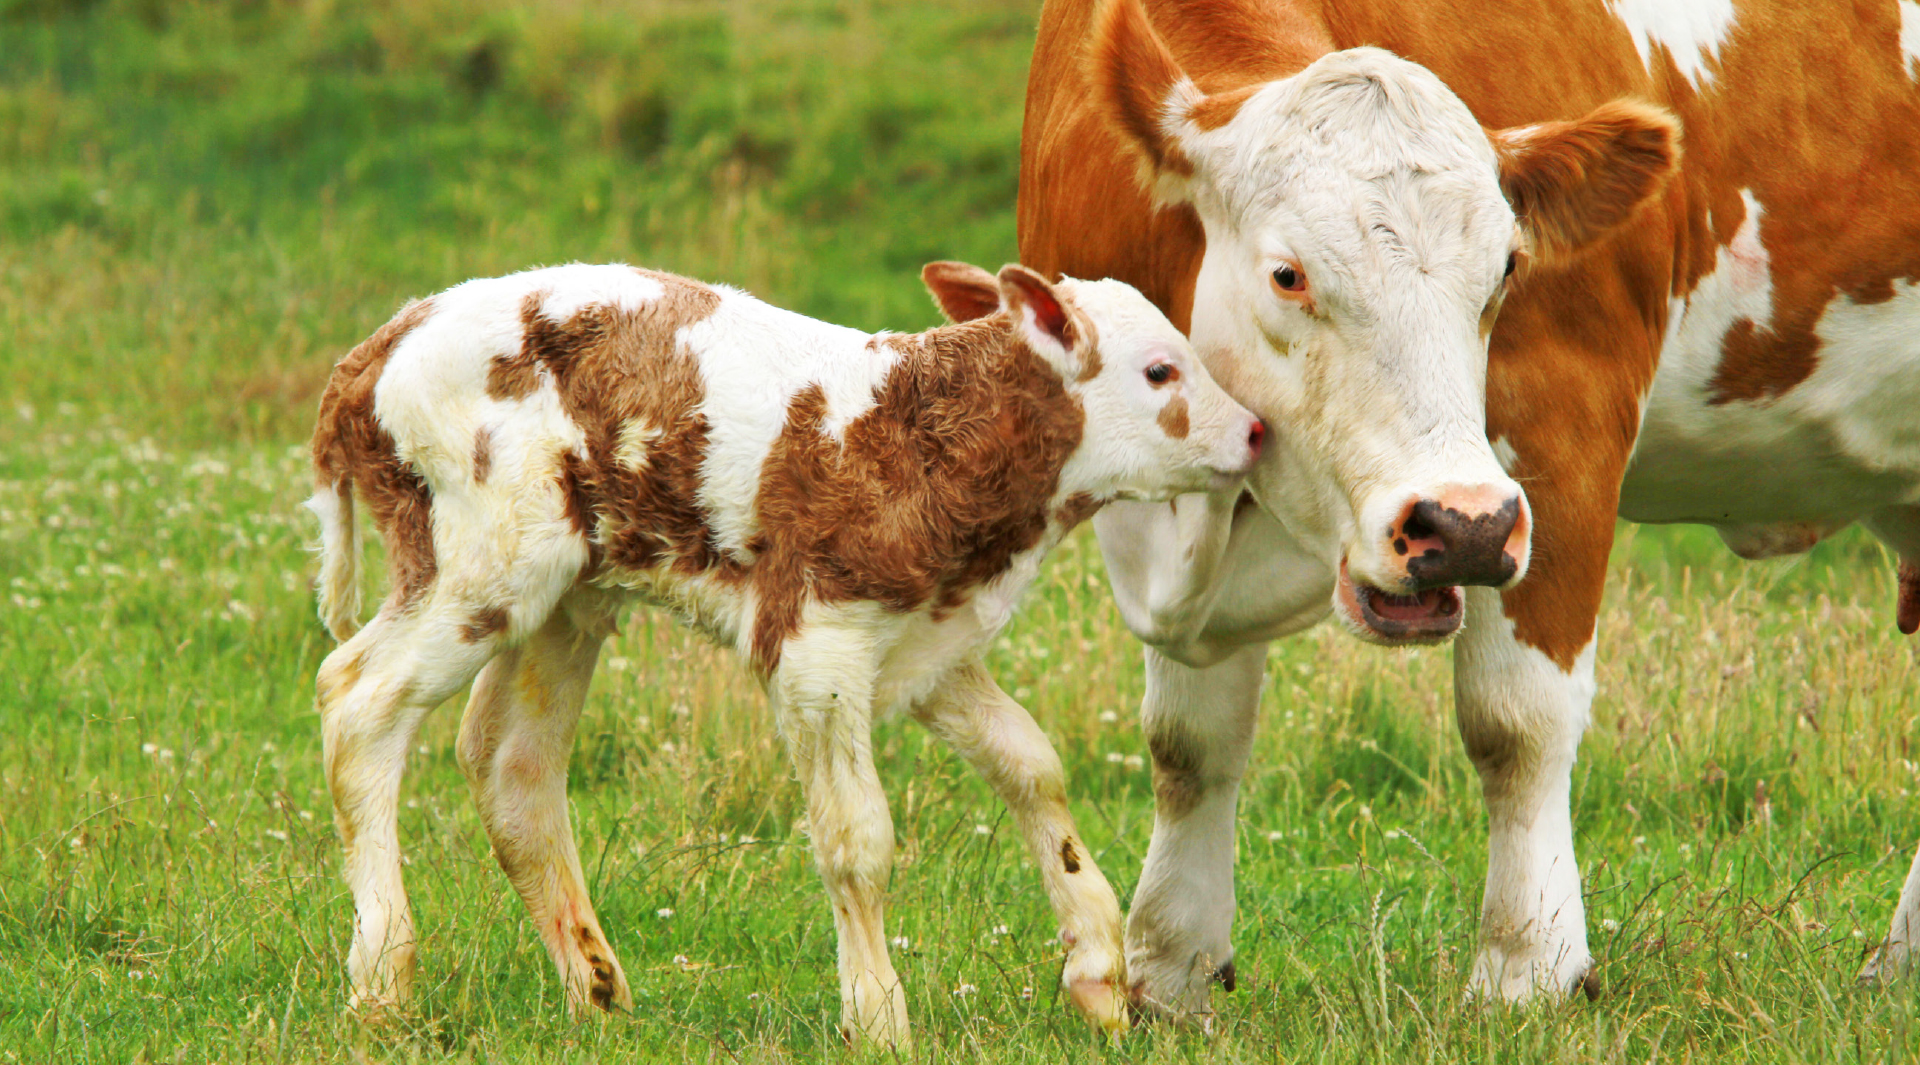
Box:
1621, 197, 1920, 526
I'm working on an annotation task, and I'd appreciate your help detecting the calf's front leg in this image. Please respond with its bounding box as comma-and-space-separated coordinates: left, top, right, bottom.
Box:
773, 638, 909, 1048
912, 659, 1128, 1032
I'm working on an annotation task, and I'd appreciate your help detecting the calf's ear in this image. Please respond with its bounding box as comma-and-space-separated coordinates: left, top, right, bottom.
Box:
1492, 99, 1680, 263
922, 261, 1003, 323
997, 265, 1081, 362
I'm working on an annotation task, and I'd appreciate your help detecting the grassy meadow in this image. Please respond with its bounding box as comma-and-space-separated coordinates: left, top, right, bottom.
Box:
3, 1, 1919, 1061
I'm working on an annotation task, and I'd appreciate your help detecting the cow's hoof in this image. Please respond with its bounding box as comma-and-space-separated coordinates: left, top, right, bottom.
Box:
1466, 946, 1595, 1004
1858, 941, 1910, 985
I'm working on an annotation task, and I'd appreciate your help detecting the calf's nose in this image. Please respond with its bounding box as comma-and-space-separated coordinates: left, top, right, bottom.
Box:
1389, 486, 1528, 589
1246, 419, 1265, 461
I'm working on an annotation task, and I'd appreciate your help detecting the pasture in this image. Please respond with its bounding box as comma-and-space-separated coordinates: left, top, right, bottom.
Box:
3, 0, 1919, 1060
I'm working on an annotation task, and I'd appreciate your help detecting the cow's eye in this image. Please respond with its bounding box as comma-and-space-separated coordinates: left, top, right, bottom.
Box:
1145, 363, 1177, 385
1272, 264, 1306, 292
1504, 252, 1518, 278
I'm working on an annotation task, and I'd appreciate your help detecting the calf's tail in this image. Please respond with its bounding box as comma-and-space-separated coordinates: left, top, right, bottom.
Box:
306, 476, 362, 642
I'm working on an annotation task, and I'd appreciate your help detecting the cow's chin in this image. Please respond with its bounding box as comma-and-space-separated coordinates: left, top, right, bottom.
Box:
1334, 559, 1463, 645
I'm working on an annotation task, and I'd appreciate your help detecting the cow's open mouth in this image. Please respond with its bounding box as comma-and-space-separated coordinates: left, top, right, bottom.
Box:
1337, 561, 1463, 643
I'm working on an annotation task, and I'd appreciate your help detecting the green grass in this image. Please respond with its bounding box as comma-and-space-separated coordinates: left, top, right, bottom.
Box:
4, 1, 1920, 1061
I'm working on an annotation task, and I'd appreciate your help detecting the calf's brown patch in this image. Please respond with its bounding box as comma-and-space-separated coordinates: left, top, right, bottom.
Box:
310, 298, 439, 613
749, 318, 1087, 673
1157, 394, 1189, 438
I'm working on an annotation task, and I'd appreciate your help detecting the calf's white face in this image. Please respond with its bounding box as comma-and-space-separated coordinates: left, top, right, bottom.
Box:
1094, 1, 1678, 643
923, 263, 1264, 503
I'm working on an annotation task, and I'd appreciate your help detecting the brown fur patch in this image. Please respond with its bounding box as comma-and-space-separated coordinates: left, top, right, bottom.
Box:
1898, 562, 1920, 636
504, 275, 727, 588
1157, 394, 1190, 438
459, 605, 510, 642
748, 319, 1087, 673
472, 425, 494, 484
1060, 838, 1082, 873
1147, 724, 1205, 820
1056, 491, 1105, 529
310, 298, 440, 613
1188, 82, 1260, 130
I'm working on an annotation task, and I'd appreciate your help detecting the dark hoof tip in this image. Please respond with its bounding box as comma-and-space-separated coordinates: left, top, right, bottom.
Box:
1213, 959, 1236, 993
1579, 968, 1601, 1002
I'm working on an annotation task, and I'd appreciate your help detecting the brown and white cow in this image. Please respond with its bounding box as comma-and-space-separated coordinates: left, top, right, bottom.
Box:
1020, 0, 1920, 1017
305, 260, 1262, 1045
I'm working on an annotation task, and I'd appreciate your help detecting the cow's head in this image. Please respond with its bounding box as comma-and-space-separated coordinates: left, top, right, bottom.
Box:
1092, 0, 1677, 644
922, 261, 1265, 502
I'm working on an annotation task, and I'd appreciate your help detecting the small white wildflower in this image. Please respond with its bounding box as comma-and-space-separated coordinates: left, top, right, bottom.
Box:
1632, 836, 1647, 847
1600, 918, 1621, 933
158, 749, 174, 762
1357, 805, 1372, 821
298, 810, 314, 822
891, 936, 911, 950
974, 824, 991, 836
129, 969, 145, 980
1266, 831, 1284, 842
261, 742, 277, 754
953, 983, 977, 997
1122, 754, 1144, 770
737, 834, 757, 845
1854, 930, 1867, 940
1734, 952, 1748, 960
1019, 986, 1033, 1000
264, 829, 289, 842
672, 954, 690, 967
990, 925, 1009, 937
141, 743, 158, 755
1097, 711, 1119, 724
1014, 687, 1032, 701
747, 992, 760, 1001
1678, 843, 1692, 854
68, 836, 84, 850
1105, 752, 1125, 764
657, 908, 675, 919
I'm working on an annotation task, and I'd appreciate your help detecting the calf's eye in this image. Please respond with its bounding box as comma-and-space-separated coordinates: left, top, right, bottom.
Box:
1145, 363, 1176, 385
1504, 252, 1518, 278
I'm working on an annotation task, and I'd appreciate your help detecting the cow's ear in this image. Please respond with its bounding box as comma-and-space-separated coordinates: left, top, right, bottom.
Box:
922, 261, 1003, 322
997, 265, 1081, 363
1491, 100, 1680, 263
1090, 0, 1211, 204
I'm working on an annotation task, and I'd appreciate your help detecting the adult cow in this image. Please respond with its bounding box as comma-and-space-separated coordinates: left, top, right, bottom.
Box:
1019, 0, 1920, 1015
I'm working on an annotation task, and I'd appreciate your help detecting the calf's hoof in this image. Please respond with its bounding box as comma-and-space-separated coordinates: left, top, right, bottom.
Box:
1465, 945, 1596, 1004
1859, 941, 1911, 985
1068, 975, 1130, 1036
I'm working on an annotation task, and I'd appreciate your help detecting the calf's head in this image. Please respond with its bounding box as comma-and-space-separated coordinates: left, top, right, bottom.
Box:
923, 261, 1264, 503
1092, 0, 1678, 643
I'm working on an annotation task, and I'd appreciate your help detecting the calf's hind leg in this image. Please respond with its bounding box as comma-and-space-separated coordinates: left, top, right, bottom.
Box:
319, 608, 505, 1014
912, 658, 1127, 1032
456, 594, 632, 1014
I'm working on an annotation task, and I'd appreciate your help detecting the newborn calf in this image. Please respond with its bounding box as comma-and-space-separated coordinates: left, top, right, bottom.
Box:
306, 260, 1263, 1046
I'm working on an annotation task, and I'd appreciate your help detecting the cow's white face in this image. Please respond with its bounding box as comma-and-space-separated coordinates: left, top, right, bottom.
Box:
921, 263, 1265, 504
1094, 2, 1677, 644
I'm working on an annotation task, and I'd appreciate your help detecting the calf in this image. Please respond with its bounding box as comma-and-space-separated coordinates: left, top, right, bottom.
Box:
306, 260, 1263, 1045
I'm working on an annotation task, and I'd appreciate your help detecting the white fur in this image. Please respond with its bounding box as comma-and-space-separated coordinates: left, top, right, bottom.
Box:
311, 263, 1256, 1045
1608, 0, 1738, 91
1455, 590, 1595, 999
1900, 0, 1920, 81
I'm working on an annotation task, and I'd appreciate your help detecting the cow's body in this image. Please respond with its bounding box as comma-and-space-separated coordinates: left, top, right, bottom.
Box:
1021, 0, 1920, 1014
307, 262, 1262, 1045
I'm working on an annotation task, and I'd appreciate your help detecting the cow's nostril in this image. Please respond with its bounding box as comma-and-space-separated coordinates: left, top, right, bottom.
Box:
1247, 419, 1265, 458
1402, 507, 1437, 543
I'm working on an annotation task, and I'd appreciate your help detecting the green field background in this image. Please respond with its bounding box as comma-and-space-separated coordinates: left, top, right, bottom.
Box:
2, 1, 1918, 1061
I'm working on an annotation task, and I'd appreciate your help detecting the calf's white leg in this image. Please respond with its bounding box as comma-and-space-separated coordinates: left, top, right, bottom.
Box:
319, 607, 503, 1013
1454, 585, 1594, 1000
773, 627, 909, 1047
1860, 841, 1920, 982
1125, 642, 1266, 1020
911, 658, 1128, 1031
456, 596, 631, 1014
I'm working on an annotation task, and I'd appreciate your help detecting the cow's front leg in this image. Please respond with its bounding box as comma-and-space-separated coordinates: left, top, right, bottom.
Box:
1455, 540, 1609, 1000
1125, 642, 1266, 1020
912, 658, 1127, 1032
